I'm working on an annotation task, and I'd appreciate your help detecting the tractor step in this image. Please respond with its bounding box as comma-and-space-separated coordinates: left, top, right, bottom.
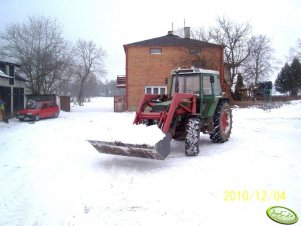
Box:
88, 133, 172, 160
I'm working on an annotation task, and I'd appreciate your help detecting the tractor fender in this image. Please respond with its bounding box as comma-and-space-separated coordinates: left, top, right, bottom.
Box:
207, 98, 229, 118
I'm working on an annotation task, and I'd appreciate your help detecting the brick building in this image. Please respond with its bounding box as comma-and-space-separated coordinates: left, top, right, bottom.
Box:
123, 29, 226, 111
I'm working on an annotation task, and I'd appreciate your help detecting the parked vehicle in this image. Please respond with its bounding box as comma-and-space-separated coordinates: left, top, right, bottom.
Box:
16, 101, 60, 121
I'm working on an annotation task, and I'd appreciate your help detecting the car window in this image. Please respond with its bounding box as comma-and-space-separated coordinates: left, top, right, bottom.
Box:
35, 102, 43, 109
42, 103, 48, 109
49, 102, 57, 107
26, 100, 35, 109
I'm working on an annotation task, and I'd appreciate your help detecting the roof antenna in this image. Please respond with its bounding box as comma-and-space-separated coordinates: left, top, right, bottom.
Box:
184, 18, 186, 37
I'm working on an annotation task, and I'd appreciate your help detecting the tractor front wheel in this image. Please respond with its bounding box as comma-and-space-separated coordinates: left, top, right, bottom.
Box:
210, 101, 232, 143
185, 118, 200, 156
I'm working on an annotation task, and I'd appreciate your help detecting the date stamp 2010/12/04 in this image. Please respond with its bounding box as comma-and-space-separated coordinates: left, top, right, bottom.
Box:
224, 190, 286, 202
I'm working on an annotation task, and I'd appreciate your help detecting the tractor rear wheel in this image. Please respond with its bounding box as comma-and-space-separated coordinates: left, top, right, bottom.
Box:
185, 118, 200, 156
210, 101, 232, 143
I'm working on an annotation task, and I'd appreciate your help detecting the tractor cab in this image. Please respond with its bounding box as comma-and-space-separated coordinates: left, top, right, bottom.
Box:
170, 68, 222, 97
170, 68, 222, 114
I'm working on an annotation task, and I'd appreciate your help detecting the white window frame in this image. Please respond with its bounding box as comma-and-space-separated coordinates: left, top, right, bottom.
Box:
149, 48, 162, 55
145, 86, 167, 94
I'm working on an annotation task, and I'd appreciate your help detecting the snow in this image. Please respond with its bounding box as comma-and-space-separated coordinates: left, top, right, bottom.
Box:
94, 124, 165, 146
0, 97, 301, 226
0, 70, 13, 79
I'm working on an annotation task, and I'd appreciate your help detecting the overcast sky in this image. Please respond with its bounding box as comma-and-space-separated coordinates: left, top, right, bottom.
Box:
0, 0, 301, 81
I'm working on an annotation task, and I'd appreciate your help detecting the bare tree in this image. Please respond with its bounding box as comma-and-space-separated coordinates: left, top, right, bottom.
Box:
83, 74, 100, 97
191, 27, 212, 42
192, 17, 253, 85
0, 15, 71, 94
211, 17, 252, 85
242, 35, 274, 85
168, 46, 221, 72
71, 39, 105, 105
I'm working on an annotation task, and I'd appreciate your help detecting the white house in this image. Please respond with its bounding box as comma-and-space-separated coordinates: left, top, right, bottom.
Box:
0, 61, 28, 117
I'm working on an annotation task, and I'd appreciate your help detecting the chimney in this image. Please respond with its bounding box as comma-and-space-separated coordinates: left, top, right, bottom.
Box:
168, 30, 173, 35
184, 27, 190, 39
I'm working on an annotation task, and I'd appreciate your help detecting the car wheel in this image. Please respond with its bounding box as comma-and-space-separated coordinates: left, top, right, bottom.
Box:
53, 112, 59, 118
35, 114, 40, 121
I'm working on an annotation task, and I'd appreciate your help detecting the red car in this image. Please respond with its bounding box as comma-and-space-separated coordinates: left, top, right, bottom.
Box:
16, 101, 60, 121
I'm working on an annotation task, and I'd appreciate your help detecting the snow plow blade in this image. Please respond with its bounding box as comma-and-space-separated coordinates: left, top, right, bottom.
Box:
88, 133, 172, 160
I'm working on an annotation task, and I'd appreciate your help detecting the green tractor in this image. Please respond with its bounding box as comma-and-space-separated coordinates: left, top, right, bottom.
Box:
89, 68, 232, 160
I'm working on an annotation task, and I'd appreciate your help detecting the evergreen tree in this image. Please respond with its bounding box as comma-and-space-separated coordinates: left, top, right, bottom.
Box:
275, 59, 301, 96
275, 63, 291, 94
290, 58, 301, 94
234, 73, 244, 100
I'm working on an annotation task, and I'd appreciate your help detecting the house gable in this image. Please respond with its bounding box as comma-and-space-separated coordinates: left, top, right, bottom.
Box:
123, 33, 224, 111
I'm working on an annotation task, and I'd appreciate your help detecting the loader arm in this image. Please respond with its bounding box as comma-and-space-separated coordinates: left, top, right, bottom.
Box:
134, 93, 197, 133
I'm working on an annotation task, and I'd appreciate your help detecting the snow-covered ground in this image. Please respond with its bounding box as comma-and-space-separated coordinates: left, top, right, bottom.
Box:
0, 97, 300, 226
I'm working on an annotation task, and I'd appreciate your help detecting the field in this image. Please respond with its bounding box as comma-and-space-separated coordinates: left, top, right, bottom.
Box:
0, 98, 300, 226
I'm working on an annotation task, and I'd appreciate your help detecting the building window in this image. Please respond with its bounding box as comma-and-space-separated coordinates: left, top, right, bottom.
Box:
149, 48, 162, 54
192, 59, 206, 68
160, 87, 165, 94
145, 86, 166, 94
190, 48, 201, 56
9, 77, 14, 85
146, 87, 152, 94
8, 65, 14, 85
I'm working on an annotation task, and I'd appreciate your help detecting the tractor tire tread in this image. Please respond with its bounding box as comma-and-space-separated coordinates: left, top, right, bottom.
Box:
185, 117, 200, 156
210, 101, 232, 143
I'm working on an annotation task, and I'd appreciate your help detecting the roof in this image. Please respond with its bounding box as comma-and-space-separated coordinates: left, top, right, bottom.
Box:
0, 60, 26, 81
0, 60, 21, 67
15, 73, 29, 82
0, 69, 14, 79
0, 69, 28, 82
124, 34, 222, 49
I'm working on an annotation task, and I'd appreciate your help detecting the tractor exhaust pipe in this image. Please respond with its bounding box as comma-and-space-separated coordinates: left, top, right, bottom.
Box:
88, 133, 172, 160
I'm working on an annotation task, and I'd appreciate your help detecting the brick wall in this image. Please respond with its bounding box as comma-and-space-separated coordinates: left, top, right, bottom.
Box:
126, 45, 223, 111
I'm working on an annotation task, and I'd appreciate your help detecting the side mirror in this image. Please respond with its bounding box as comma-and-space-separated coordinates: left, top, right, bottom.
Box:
210, 76, 215, 83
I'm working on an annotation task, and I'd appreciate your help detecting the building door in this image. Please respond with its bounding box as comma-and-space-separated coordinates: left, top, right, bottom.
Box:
13, 87, 24, 112
0, 86, 11, 116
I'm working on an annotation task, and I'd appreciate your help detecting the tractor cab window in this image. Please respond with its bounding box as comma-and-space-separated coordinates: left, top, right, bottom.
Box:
172, 74, 199, 95
203, 76, 213, 95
